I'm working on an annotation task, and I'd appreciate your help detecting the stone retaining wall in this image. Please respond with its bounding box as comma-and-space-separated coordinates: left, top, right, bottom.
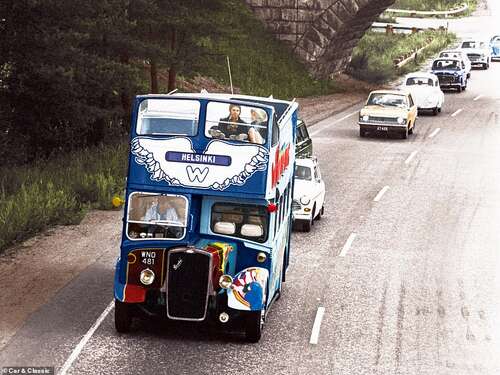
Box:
244, 0, 396, 78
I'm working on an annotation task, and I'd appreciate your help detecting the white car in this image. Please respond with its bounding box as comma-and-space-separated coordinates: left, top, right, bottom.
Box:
402, 73, 444, 115
460, 39, 492, 69
439, 50, 471, 78
292, 158, 325, 232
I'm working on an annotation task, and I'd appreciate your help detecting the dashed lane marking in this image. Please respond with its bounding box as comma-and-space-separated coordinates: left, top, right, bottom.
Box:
428, 128, 441, 138
339, 233, 357, 257
473, 95, 483, 101
451, 109, 463, 117
374, 186, 390, 202
405, 150, 418, 165
310, 307, 326, 345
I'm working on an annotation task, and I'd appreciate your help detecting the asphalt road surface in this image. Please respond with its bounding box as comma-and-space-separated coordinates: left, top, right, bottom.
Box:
2, 7, 500, 375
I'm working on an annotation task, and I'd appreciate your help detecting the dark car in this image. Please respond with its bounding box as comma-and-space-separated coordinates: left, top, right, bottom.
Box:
296, 119, 312, 158
431, 58, 468, 92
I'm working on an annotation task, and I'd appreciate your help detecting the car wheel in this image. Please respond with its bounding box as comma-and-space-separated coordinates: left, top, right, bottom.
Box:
438, 107, 442, 113
321, 206, 325, 216
245, 310, 264, 343
316, 206, 322, 221
467, 72, 471, 78
486, 63, 490, 69
408, 121, 414, 135
457, 85, 462, 92
303, 218, 312, 232
115, 299, 132, 333
312, 205, 316, 222
401, 126, 408, 139
360, 128, 366, 137
432, 107, 438, 116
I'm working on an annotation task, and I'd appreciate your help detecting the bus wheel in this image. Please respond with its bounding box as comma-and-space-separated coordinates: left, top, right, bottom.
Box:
245, 310, 264, 343
115, 299, 132, 333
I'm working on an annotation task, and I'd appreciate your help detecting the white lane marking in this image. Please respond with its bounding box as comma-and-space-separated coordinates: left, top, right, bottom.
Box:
428, 128, 441, 138
374, 186, 390, 202
309, 307, 326, 345
58, 300, 114, 375
310, 110, 359, 137
405, 150, 418, 165
473, 95, 483, 101
451, 109, 463, 117
339, 233, 357, 257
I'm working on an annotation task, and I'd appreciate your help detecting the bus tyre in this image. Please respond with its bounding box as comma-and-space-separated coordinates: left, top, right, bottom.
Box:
115, 299, 132, 333
245, 310, 264, 343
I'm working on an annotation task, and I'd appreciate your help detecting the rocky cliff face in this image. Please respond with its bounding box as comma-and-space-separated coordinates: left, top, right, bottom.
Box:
244, 0, 396, 78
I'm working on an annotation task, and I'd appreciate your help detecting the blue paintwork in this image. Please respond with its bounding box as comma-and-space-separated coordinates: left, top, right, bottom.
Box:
113, 94, 297, 318
491, 36, 500, 59
431, 58, 467, 90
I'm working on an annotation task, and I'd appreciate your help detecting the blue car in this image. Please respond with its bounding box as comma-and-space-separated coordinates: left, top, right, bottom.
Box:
491, 36, 500, 60
431, 58, 468, 92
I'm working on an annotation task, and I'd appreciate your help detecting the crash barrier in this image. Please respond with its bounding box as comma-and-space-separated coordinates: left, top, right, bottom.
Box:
393, 37, 436, 68
371, 23, 448, 35
385, 3, 468, 17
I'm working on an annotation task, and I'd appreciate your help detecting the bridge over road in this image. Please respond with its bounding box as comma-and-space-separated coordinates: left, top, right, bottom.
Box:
244, 0, 396, 78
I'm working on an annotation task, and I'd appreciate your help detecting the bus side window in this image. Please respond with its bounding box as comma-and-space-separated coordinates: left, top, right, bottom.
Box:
272, 118, 279, 147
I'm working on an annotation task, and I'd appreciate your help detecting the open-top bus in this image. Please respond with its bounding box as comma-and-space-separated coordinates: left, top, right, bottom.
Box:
114, 92, 298, 341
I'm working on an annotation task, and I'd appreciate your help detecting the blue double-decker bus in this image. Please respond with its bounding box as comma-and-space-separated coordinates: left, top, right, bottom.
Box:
113, 93, 298, 341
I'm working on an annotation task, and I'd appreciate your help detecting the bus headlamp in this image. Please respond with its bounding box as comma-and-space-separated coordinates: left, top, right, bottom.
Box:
362, 115, 369, 122
140, 268, 155, 285
397, 117, 405, 124
219, 275, 233, 289
257, 252, 267, 263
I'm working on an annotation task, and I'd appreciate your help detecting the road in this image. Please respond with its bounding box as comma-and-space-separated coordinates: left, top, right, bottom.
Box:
2, 6, 500, 375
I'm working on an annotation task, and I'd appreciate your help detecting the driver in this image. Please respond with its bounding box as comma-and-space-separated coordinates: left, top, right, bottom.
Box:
143, 199, 179, 223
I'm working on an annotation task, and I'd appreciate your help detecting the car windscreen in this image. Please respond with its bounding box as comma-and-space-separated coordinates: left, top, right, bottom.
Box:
461, 41, 477, 48
205, 101, 268, 145
136, 99, 200, 136
294, 165, 312, 181
126, 193, 188, 240
405, 77, 433, 86
367, 93, 407, 108
432, 60, 460, 70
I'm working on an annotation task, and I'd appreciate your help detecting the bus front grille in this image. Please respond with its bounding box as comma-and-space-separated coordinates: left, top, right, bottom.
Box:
166, 248, 212, 321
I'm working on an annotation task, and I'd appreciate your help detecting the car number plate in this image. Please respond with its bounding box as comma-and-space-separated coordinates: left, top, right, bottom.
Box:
377, 126, 388, 131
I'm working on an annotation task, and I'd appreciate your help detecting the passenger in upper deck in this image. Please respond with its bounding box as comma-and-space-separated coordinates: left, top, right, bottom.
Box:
210, 104, 265, 145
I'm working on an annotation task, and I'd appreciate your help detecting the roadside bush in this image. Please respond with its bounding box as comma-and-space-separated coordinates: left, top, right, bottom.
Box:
392, 0, 476, 12
348, 30, 456, 83
0, 142, 128, 252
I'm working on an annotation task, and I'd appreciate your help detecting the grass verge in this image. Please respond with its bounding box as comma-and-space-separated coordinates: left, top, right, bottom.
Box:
348, 30, 457, 83
0, 142, 128, 252
193, 1, 337, 99
390, 0, 477, 17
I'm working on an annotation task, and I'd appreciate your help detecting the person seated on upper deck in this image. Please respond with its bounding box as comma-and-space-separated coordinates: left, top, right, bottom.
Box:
210, 104, 265, 144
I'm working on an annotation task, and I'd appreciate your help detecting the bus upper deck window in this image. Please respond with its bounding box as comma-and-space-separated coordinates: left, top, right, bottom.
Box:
205, 102, 269, 145
137, 99, 200, 136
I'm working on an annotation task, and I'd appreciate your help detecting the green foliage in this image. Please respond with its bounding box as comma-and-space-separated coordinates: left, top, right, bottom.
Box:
392, 0, 476, 13
0, 142, 128, 252
349, 30, 456, 83
193, 0, 336, 99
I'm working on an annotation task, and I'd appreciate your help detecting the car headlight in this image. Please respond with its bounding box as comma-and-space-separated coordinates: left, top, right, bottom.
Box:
140, 268, 155, 285
397, 117, 405, 124
362, 115, 369, 122
300, 196, 311, 205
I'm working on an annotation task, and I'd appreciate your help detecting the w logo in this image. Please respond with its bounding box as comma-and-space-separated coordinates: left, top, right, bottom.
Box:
186, 166, 209, 183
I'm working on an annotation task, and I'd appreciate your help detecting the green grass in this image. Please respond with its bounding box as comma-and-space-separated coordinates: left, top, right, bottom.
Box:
0, 142, 128, 252
391, 0, 477, 16
349, 30, 456, 83
193, 1, 337, 99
